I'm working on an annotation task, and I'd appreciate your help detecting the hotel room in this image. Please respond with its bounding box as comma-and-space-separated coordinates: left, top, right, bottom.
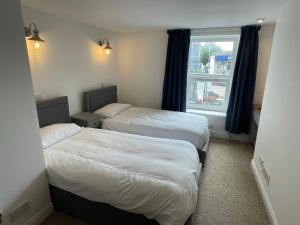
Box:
0, 0, 299, 225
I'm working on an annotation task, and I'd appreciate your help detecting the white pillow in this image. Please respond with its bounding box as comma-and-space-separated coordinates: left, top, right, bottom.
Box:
40, 123, 81, 149
94, 103, 131, 118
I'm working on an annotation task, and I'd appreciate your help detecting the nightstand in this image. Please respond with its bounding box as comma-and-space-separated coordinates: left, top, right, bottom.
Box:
71, 112, 101, 128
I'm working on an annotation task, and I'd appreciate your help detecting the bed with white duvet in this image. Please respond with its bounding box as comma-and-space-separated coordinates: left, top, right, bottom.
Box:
42, 123, 201, 225
84, 86, 210, 164
95, 104, 210, 156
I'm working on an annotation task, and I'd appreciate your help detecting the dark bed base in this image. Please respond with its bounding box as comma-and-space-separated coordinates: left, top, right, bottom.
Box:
198, 136, 210, 166
199, 150, 206, 166
49, 185, 193, 225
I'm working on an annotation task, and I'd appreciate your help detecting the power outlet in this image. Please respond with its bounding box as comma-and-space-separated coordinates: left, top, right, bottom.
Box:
259, 155, 265, 164
0, 208, 3, 224
9, 201, 30, 222
259, 155, 271, 185
34, 94, 42, 102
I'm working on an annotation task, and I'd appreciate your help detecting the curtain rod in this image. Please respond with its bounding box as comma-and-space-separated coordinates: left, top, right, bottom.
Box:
192, 26, 241, 32
191, 24, 263, 33
191, 27, 241, 36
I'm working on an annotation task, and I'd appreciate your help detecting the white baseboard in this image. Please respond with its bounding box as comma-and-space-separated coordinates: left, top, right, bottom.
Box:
251, 160, 279, 225
210, 130, 249, 143
26, 203, 53, 225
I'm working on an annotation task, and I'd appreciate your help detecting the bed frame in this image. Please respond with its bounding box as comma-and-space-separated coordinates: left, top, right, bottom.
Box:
84, 86, 118, 112
84, 86, 208, 164
36, 96, 70, 127
36, 96, 194, 225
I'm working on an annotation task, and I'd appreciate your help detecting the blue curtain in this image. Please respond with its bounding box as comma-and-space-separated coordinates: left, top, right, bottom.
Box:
161, 29, 191, 112
225, 25, 260, 134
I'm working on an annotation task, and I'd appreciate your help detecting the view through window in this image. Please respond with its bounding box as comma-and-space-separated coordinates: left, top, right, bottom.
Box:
187, 35, 240, 112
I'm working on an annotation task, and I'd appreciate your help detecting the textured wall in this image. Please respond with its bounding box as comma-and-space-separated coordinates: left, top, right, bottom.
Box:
0, 1, 50, 224
253, 0, 300, 224
22, 6, 117, 115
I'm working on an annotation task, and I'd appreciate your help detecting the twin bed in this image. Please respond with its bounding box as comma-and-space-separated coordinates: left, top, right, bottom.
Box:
37, 96, 202, 225
84, 86, 210, 163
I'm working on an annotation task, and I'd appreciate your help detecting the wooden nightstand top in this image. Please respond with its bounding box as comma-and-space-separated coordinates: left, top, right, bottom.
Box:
71, 112, 102, 128
71, 112, 100, 121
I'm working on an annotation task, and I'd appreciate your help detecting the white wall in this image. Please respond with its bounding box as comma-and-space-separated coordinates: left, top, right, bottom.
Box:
254, 24, 275, 104
116, 25, 275, 139
116, 31, 168, 108
252, 0, 300, 224
21, 6, 117, 115
0, 1, 51, 225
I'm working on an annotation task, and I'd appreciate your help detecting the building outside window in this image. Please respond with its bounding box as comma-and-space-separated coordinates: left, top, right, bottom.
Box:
187, 35, 240, 112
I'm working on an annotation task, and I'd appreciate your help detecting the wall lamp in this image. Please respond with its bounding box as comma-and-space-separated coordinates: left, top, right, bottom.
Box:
24, 22, 45, 49
98, 39, 112, 55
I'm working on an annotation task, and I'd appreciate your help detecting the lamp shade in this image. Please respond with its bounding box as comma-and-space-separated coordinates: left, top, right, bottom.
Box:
104, 42, 112, 50
28, 29, 45, 42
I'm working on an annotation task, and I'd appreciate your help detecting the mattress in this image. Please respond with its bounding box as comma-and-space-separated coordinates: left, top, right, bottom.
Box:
102, 107, 210, 150
44, 128, 201, 225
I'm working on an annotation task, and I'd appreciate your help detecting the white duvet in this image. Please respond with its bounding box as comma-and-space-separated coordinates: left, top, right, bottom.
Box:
102, 107, 209, 150
44, 128, 201, 225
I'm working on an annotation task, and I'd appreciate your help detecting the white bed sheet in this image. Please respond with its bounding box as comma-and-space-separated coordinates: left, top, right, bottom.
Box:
102, 107, 209, 150
44, 128, 201, 225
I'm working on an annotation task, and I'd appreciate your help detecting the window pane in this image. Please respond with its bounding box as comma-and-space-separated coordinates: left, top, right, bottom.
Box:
187, 79, 228, 109
189, 41, 234, 75
187, 36, 239, 112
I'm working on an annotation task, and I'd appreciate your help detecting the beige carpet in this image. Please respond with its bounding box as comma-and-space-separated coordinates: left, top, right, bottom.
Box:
41, 139, 270, 225
193, 139, 270, 225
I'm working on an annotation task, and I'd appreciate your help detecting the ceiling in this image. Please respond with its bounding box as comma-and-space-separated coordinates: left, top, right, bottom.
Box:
21, 0, 284, 33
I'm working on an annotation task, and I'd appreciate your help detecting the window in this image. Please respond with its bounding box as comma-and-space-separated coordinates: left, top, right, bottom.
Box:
187, 35, 240, 112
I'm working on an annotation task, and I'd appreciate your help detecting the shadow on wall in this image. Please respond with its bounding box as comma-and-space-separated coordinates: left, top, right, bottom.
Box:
26, 37, 111, 73
26, 38, 48, 74
88, 39, 110, 65
4, 171, 50, 224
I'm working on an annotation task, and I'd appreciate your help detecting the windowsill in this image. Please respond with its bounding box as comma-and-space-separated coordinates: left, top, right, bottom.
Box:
187, 109, 226, 117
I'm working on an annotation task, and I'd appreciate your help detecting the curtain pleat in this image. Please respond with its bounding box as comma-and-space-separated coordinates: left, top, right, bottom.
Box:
161, 29, 191, 112
225, 25, 260, 134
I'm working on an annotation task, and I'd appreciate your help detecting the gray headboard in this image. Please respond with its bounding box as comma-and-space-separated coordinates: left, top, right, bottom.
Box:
84, 86, 117, 112
36, 96, 70, 128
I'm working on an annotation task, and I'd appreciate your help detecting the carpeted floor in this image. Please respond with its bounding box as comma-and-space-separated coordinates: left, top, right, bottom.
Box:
41, 139, 270, 225
193, 139, 270, 225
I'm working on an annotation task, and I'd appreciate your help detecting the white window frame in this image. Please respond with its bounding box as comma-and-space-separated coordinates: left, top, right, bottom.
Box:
186, 34, 240, 113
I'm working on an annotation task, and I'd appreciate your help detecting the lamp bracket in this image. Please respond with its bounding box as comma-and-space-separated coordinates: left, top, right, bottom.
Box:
24, 23, 38, 37
24, 27, 31, 37
98, 39, 109, 47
